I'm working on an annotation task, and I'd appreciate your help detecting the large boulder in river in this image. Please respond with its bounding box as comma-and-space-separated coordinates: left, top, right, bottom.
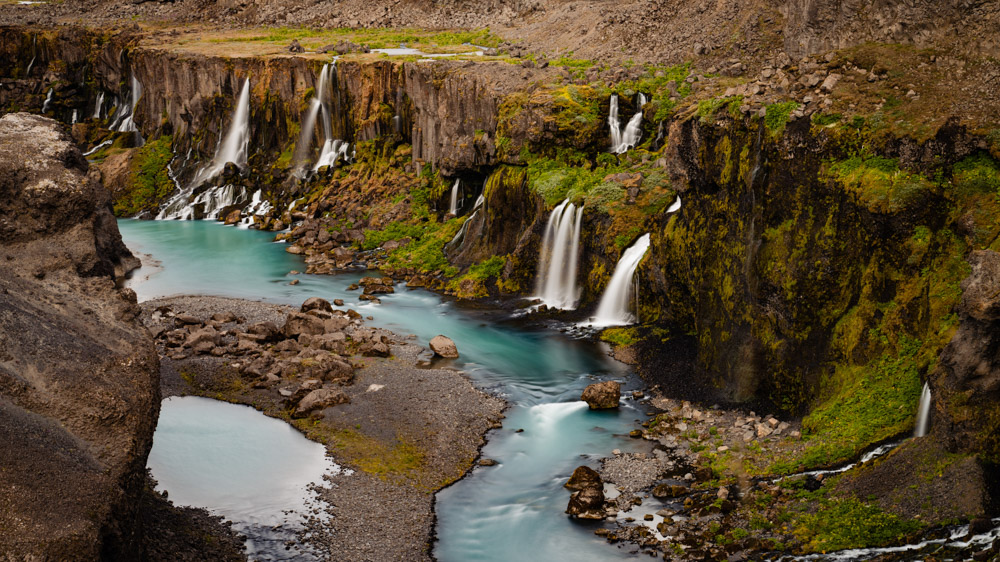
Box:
430, 334, 459, 358
565, 465, 605, 519
0, 114, 159, 559
565, 465, 603, 491
581, 381, 621, 409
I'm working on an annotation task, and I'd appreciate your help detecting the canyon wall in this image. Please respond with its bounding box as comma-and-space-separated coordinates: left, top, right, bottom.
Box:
0, 112, 159, 560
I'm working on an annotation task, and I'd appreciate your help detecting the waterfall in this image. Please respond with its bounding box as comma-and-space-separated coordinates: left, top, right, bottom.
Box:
589, 233, 651, 326
92, 92, 104, 119
82, 139, 112, 157
609, 93, 647, 154
294, 63, 351, 176
535, 199, 584, 310
41, 88, 53, 113
111, 74, 142, 133
448, 195, 486, 248
71, 109, 77, 124
449, 179, 461, 215
189, 78, 251, 187
25, 35, 36, 76
239, 189, 274, 227
914, 382, 932, 437
667, 195, 681, 213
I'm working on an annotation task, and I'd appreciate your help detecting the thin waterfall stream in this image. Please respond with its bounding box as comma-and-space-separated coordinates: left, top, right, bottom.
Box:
535, 199, 584, 310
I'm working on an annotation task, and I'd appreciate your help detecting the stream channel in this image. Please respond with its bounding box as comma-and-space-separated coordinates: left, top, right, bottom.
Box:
120, 218, 655, 561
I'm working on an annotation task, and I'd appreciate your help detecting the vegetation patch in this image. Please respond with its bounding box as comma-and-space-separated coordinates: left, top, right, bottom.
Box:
763, 101, 800, 136
448, 255, 507, 298
792, 496, 922, 552
826, 155, 933, 213
600, 326, 638, 347
113, 136, 175, 217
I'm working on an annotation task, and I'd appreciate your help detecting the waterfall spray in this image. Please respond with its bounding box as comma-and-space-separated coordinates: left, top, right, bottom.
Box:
535, 199, 584, 310
588, 233, 651, 326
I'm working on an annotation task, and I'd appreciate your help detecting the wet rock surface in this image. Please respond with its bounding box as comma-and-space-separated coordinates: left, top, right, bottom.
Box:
581, 380, 621, 409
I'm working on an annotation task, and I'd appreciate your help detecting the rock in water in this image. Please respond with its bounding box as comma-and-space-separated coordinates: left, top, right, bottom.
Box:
581, 381, 620, 409
565, 465, 602, 490
301, 296, 334, 314
430, 334, 459, 358
0, 114, 158, 559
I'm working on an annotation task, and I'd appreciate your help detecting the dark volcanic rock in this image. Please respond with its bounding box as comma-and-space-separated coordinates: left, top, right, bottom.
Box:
0, 113, 159, 559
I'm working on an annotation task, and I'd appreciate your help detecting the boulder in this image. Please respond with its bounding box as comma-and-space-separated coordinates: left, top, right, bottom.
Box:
564, 465, 602, 491
184, 326, 219, 349
287, 39, 304, 53
301, 297, 333, 314
581, 381, 620, 409
566, 486, 605, 519
294, 388, 350, 417
282, 312, 326, 339
248, 321, 281, 342
430, 335, 459, 358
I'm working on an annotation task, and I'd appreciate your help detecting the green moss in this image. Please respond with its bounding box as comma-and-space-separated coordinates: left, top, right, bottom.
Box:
600, 327, 638, 347
774, 336, 923, 472
827, 155, 933, 213
448, 255, 507, 298
952, 154, 1000, 195
113, 136, 175, 217
794, 497, 923, 552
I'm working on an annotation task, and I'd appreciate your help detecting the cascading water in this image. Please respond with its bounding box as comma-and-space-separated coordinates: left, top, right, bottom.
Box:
535, 199, 584, 310
294, 64, 351, 176
92, 91, 104, 119
111, 74, 142, 134
448, 194, 485, 248
588, 233, 651, 327
609, 93, 647, 154
41, 88, 53, 113
71, 109, 77, 124
449, 179, 461, 215
157, 79, 251, 220
191, 78, 251, 186
24, 35, 36, 76
667, 195, 681, 213
914, 382, 932, 437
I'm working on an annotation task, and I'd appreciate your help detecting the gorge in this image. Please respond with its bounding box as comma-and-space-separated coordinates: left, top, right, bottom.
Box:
2, 1, 1000, 560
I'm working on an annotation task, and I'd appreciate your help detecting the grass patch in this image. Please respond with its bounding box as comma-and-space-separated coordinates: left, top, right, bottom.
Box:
763, 101, 800, 136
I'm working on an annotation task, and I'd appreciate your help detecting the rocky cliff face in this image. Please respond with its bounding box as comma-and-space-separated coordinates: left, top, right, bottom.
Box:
0, 113, 159, 560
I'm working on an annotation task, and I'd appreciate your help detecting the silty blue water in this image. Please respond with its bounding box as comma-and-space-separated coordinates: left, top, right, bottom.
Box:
120, 219, 652, 560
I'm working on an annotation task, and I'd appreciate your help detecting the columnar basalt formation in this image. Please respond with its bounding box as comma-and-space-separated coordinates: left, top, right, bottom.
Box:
0, 113, 159, 560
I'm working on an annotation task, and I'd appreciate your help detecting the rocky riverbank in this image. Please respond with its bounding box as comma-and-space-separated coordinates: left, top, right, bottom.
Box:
139, 294, 506, 560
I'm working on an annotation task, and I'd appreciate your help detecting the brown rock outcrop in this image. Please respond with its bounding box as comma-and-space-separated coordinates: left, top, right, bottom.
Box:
581, 381, 620, 409
0, 113, 159, 559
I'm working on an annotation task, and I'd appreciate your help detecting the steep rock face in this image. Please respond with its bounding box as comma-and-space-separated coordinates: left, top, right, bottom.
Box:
0, 113, 159, 560
933, 250, 1000, 462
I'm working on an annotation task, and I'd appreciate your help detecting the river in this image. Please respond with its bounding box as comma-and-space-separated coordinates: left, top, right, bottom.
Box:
120, 218, 652, 561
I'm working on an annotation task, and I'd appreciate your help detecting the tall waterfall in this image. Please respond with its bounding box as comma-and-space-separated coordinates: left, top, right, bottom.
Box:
111, 74, 142, 133
609, 93, 647, 154
156, 79, 252, 220
294, 63, 351, 176
589, 233, 651, 326
190, 78, 251, 187
535, 199, 584, 310
914, 382, 932, 437
449, 179, 461, 215
41, 88, 53, 113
